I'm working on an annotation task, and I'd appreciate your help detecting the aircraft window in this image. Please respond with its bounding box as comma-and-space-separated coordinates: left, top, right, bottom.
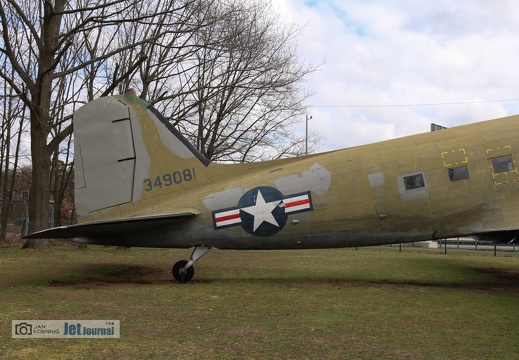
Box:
403, 173, 425, 190
448, 165, 469, 181
491, 155, 514, 173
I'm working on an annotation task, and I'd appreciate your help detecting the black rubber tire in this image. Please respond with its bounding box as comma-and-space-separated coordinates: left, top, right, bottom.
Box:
172, 260, 194, 283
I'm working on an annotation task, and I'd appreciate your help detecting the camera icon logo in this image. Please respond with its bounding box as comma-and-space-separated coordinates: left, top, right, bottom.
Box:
15, 322, 32, 335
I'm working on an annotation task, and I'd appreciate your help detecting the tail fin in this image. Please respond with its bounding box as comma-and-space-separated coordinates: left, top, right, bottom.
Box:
74, 89, 211, 216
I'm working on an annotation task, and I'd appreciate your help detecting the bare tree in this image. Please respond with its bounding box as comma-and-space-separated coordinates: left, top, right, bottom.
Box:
0, 58, 28, 243
0, 0, 194, 248
114, 0, 320, 162
169, 0, 320, 162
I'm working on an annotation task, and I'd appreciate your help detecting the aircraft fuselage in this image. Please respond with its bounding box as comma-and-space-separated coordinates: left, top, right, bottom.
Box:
74, 103, 519, 249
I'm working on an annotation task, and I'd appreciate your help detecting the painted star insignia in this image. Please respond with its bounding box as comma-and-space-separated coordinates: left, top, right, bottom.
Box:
240, 189, 281, 231
212, 186, 313, 237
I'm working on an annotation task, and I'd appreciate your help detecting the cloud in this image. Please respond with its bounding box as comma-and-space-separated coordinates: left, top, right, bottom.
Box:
400, 0, 519, 40
274, 0, 519, 151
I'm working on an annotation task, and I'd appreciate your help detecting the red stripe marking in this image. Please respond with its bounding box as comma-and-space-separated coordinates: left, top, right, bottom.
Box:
285, 199, 309, 208
216, 213, 241, 223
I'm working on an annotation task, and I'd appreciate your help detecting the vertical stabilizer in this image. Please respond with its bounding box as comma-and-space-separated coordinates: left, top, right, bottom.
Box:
74, 89, 211, 216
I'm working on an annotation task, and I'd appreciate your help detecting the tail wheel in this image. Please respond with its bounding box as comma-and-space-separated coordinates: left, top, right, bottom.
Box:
172, 260, 194, 283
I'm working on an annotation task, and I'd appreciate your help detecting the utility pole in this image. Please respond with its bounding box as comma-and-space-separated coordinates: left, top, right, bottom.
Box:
305, 115, 312, 155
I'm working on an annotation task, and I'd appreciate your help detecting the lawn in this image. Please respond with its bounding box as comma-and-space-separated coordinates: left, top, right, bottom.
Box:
1, 245, 518, 359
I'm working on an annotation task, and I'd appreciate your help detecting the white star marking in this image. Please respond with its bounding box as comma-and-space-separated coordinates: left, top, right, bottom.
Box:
240, 189, 281, 232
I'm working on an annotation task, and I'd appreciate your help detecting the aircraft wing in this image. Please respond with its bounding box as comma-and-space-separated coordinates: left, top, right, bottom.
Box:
24, 212, 198, 239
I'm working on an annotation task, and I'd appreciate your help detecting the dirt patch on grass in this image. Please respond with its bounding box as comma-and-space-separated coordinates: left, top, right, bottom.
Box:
474, 266, 519, 280
45, 264, 519, 291
371, 266, 519, 292
47, 265, 175, 287
469, 266, 519, 291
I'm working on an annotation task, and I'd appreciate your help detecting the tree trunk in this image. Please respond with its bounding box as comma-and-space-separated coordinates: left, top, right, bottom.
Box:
21, 120, 52, 249
0, 121, 10, 242
20, 0, 63, 249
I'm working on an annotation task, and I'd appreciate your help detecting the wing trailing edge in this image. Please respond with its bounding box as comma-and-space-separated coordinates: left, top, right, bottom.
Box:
24, 212, 198, 239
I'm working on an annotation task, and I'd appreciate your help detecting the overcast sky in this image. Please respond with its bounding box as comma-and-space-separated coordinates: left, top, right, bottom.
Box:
273, 0, 519, 151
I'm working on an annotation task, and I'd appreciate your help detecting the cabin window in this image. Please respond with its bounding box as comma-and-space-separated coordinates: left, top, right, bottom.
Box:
403, 173, 425, 190
448, 165, 469, 181
398, 172, 429, 200
489, 154, 519, 185
491, 155, 514, 173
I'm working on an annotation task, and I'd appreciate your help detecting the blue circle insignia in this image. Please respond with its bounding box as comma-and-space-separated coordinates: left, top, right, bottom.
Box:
237, 186, 288, 237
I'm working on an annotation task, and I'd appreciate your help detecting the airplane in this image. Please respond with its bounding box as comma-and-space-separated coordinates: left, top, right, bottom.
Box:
26, 88, 519, 282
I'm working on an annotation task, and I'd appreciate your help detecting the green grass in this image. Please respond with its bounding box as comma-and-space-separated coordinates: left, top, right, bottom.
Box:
1, 246, 518, 359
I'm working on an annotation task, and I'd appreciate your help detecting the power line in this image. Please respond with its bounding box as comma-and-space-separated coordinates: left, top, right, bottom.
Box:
312, 98, 519, 108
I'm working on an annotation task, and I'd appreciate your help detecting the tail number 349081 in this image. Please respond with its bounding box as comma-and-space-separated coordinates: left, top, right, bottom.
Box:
143, 168, 197, 191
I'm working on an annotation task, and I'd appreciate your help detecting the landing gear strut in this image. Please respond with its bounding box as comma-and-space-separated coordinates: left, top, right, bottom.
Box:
172, 245, 212, 283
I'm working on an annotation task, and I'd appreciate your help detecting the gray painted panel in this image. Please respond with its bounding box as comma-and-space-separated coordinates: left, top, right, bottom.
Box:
74, 97, 135, 215
368, 172, 385, 187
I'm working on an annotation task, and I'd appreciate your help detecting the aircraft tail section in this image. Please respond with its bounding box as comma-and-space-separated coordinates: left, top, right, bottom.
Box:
74, 89, 211, 217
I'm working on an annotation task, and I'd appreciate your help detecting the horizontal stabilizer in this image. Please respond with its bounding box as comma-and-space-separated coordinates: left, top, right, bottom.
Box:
24, 212, 197, 239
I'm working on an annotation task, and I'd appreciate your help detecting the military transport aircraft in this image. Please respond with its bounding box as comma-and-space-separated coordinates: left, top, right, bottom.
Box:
26, 89, 519, 282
